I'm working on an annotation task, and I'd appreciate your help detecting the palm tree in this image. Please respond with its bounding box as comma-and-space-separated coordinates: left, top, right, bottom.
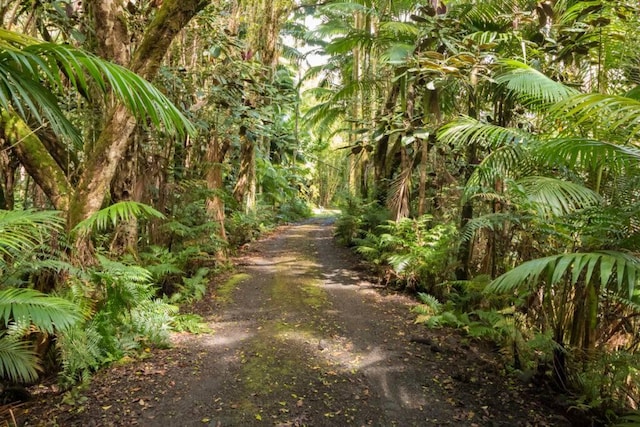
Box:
450, 54, 640, 395
0, 209, 80, 383
0, 16, 198, 261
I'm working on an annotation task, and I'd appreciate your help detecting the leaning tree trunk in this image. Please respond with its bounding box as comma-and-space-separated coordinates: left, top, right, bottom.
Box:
2, 113, 72, 212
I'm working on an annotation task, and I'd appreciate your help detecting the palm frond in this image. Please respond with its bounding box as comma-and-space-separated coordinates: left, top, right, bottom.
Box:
438, 116, 533, 149
464, 31, 517, 46
0, 28, 194, 143
514, 176, 602, 216
73, 201, 165, 233
463, 144, 531, 201
386, 167, 412, 220
303, 101, 346, 134
536, 138, 640, 173
457, 0, 520, 29
0, 288, 79, 334
0, 333, 39, 383
550, 93, 640, 137
0, 209, 63, 258
460, 212, 521, 243
487, 250, 640, 298
495, 60, 579, 107
380, 42, 416, 64
378, 21, 420, 39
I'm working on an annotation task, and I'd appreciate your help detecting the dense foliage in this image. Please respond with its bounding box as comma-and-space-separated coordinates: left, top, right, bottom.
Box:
0, 0, 311, 400
1, 0, 640, 423
319, 0, 640, 422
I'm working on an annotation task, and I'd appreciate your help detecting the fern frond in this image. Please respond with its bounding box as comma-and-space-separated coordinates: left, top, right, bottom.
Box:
95, 255, 153, 285
416, 292, 443, 312
146, 263, 183, 282
388, 253, 413, 273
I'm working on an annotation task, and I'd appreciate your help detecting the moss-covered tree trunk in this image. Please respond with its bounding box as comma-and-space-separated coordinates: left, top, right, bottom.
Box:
67, 0, 208, 259
2, 113, 72, 212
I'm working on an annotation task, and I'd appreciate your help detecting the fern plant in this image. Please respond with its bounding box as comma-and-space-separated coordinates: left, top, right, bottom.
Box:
355, 216, 457, 292
82, 256, 178, 362
170, 267, 210, 303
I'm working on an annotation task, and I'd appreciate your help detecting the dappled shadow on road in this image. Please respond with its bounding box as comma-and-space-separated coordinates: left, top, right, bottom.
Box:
274, 218, 568, 426
19, 217, 568, 427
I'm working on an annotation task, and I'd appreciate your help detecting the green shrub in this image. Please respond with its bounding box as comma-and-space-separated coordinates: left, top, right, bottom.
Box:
334, 199, 390, 246
226, 208, 276, 247
277, 197, 312, 222
354, 215, 457, 292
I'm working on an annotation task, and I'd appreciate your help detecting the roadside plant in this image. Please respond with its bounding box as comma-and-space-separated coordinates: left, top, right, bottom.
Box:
0, 209, 80, 384
355, 215, 457, 292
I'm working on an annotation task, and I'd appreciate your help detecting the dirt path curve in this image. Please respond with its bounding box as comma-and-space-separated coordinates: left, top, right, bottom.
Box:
20, 218, 567, 426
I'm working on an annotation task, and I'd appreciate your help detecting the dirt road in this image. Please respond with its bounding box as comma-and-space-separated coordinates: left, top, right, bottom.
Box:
20, 218, 567, 426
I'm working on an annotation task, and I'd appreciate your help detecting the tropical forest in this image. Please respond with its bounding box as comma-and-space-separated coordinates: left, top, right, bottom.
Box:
0, 0, 640, 425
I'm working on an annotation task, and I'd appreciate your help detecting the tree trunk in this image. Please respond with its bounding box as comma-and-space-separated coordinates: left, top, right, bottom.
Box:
2, 113, 71, 212
85, 0, 131, 65
205, 135, 230, 255
232, 129, 256, 212
455, 87, 479, 281
417, 138, 429, 216
0, 144, 19, 210
110, 135, 142, 256
67, 0, 208, 255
